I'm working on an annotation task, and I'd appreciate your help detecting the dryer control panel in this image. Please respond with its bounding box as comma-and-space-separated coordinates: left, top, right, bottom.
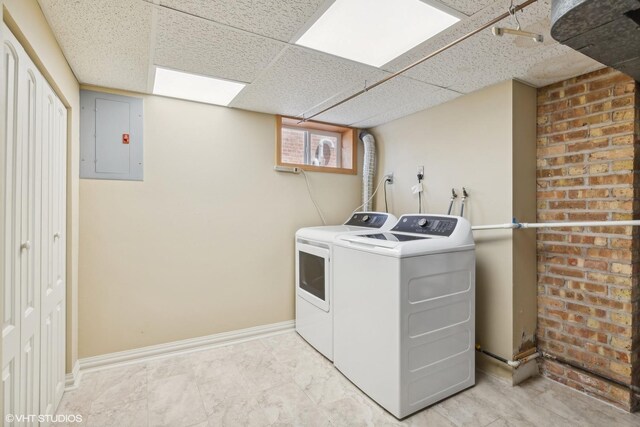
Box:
391, 215, 458, 236
345, 213, 392, 228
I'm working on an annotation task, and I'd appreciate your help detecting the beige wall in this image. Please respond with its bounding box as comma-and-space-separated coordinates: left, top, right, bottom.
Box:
1, 0, 80, 375
371, 80, 537, 381
78, 88, 362, 357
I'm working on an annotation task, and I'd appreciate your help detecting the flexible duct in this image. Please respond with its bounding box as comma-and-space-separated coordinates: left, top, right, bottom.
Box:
359, 130, 376, 211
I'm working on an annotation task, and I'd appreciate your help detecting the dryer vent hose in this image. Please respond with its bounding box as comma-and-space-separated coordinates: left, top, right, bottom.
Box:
359, 130, 376, 212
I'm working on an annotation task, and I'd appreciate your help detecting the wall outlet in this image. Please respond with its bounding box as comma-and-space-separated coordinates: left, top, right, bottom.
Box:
274, 165, 301, 174
385, 172, 394, 184
417, 165, 424, 176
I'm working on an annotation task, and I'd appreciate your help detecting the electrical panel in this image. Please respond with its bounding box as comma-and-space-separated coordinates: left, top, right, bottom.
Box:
80, 90, 143, 180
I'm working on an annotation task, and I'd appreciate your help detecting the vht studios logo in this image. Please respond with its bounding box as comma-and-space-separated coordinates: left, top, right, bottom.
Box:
5, 414, 83, 423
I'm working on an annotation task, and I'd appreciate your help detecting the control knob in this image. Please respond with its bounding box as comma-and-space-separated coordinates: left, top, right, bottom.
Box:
362, 215, 370, 222
418, 218, 429, 227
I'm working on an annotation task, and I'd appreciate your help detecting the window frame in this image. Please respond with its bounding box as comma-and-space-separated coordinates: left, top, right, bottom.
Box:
276, 115, 357, 175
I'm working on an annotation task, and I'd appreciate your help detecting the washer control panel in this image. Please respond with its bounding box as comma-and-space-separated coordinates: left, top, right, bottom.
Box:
345, 213, 391, 228
391, 215, 458, 236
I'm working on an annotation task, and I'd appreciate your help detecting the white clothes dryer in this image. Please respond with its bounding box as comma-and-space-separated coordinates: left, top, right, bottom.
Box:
295, 212, 397, 360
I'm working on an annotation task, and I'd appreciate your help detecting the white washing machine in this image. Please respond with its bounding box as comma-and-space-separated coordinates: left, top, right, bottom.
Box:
295, 212, 397, 360
332, 214, 475, 419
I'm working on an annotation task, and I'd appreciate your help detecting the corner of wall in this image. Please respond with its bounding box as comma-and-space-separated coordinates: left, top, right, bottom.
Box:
0, 1, 6, 417
511, 80, 538, 377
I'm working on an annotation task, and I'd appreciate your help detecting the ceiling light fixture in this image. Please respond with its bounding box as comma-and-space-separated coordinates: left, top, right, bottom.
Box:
295, 0, 462, 67
152, 67, 246, 106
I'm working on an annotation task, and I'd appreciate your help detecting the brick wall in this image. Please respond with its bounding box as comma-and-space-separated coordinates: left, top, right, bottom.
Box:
281, 128, 305, 165
281, 128, 339, 167
536, 68, 640, 411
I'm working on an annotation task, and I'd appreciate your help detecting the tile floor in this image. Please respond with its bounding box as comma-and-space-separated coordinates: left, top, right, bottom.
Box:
56, 331, 640, 426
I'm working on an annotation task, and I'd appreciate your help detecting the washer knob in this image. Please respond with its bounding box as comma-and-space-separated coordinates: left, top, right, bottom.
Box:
418, 218, 429, 227
362, 215, 370, 222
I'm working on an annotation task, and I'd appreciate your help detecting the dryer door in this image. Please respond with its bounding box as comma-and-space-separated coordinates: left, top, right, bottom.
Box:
296, 242, 330, 312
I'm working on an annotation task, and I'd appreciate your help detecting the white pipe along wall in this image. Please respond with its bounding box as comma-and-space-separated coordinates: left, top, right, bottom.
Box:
472, 219, 640, 231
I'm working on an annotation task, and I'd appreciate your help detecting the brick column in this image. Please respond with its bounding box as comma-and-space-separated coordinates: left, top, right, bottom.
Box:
536, 68, 639, 411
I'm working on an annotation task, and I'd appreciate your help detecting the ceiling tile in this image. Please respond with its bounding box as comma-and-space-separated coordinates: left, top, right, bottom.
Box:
154, 9, 286, 83
437, 0, 496, 16
447, 44, 603, 93
382, 0, 508, 77
38, 0, 606, 128
38, 0, 152, 92
311, 76, 443, 126
352, 87, 461, 128
383, 0, 602, 91
159, 0, 329, 41
230, 46, 387, 118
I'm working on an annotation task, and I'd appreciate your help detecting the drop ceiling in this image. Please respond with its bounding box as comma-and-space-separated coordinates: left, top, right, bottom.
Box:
37, 0, 603, 127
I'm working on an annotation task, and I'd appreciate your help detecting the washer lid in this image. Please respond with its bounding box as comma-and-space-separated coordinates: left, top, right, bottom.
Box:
296, 212, 397, 243
334, 215, 474, 257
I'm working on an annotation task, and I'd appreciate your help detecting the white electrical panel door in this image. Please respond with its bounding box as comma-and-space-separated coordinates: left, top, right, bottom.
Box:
2, 23, 67, 423
95, 98, 130, 174
80, 90, 143, 180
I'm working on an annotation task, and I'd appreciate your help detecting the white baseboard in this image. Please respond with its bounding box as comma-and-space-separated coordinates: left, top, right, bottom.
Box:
76, 320, 295, 377
64, 360, 81, 390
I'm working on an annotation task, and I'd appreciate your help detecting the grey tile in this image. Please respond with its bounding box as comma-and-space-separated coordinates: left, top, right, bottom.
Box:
260, 331, 320, 362
234, 348, 293, 392
530, 379, 640, 427
289, 356, 355, 406
147, 354, 195, 382
431, 386, 501, 427
197, 365, 251, 415
206, 394, 267, 427
484, 419, 510, 427
86, 398, 148, 427
319, 392, 385, 427
55, 336, 640, 427
148, 374, 207, 427
84, 364, 148, 414
406, 408, 458, 426
55, 389, 91, 426
464, 375, 574, 427
256, 382, 331, 426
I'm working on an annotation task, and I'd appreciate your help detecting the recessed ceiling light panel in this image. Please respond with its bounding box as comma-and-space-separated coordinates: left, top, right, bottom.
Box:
295, 0, 461, 67
152, 67, 246, 106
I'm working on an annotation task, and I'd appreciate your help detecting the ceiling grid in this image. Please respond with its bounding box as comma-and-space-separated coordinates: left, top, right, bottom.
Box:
38, 0, 604, 127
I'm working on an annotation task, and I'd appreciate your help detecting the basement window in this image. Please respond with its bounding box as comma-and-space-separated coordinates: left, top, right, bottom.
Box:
277, 116, 356, 174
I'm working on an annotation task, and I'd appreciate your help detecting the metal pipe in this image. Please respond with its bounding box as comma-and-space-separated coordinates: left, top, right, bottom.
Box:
508, 352, 541, 368
459, 187, 468, 217
298, 0, 539, 122
476, 345, 541, 368
447, 188, 458, 215
541, 352, 640, 394
472, 219, 640, 231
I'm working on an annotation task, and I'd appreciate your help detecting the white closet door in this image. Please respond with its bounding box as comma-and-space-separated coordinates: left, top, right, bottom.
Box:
18, 46, 41, 425
2, 23, 67, 423
39, 80, 66, 419
2, 29, 21, 425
